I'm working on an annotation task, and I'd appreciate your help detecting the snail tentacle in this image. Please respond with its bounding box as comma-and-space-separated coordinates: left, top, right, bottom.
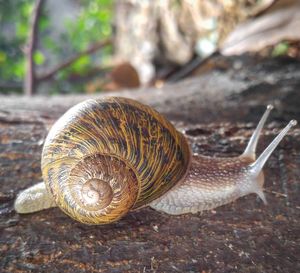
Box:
241, 104, 273, 160
249, 119, 297, 174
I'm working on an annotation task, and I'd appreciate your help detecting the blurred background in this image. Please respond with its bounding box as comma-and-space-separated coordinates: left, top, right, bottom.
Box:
0, 0, 299, 96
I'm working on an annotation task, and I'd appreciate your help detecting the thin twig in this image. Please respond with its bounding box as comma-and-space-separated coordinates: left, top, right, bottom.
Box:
265, 189, 288, 198
37, 38, 112, 82
167, 51, 220, 82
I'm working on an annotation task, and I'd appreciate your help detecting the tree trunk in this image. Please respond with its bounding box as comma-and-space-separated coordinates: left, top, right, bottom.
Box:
1, 55, 299, 273
23, 0, 44, 96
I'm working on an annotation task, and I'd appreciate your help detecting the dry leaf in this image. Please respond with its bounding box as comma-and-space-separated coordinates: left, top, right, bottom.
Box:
221, 0, 300, 55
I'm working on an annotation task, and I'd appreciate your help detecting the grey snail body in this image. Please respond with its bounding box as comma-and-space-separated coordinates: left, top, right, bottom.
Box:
14, 97, 297, 225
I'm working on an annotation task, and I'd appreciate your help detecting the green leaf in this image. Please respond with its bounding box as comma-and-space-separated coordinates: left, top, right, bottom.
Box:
71, 55, 91, 72
0, 51, 7, 63
14, 58, 25, 78
272, 42, 289, 57
21, 2, 34, 17
33, 50, 45, 65
39, 16, 50, 31
101, 24, 111, 36
16, 22, 28, 38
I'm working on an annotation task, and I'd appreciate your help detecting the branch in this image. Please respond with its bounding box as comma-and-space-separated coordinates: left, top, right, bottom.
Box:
24, 0, 45, 96
0, 82, 23, 91
167, 51, 220, 82
37, 38, 112, 82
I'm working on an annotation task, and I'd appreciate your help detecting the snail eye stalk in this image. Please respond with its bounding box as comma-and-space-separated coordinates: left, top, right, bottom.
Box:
242, 105, 273, 160
250, 119, 297, 175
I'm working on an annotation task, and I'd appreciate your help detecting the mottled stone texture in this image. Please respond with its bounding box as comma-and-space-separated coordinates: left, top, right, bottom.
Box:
0, 56, 299, 272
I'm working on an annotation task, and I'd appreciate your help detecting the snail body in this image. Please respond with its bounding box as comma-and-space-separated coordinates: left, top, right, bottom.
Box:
14, 97, 297, 225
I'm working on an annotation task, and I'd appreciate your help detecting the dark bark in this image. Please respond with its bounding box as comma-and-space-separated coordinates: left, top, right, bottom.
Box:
0, 56, 299, 273
23, 0, 44, 96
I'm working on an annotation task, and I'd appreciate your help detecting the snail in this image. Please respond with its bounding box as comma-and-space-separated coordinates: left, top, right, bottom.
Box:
14, 97, 297, 225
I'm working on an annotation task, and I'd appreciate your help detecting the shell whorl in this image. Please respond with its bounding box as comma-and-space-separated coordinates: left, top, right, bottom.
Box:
43, 153, 139, 224
41, 97, 190, 224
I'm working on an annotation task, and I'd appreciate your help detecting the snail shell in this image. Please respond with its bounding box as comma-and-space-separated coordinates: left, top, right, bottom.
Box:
41, 97, 190, 224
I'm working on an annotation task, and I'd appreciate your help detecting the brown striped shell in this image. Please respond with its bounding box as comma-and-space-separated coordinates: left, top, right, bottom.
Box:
41, 97, 190, 224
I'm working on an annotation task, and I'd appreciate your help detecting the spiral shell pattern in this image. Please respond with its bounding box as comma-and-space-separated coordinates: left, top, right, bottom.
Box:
41, 97, 190, 224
